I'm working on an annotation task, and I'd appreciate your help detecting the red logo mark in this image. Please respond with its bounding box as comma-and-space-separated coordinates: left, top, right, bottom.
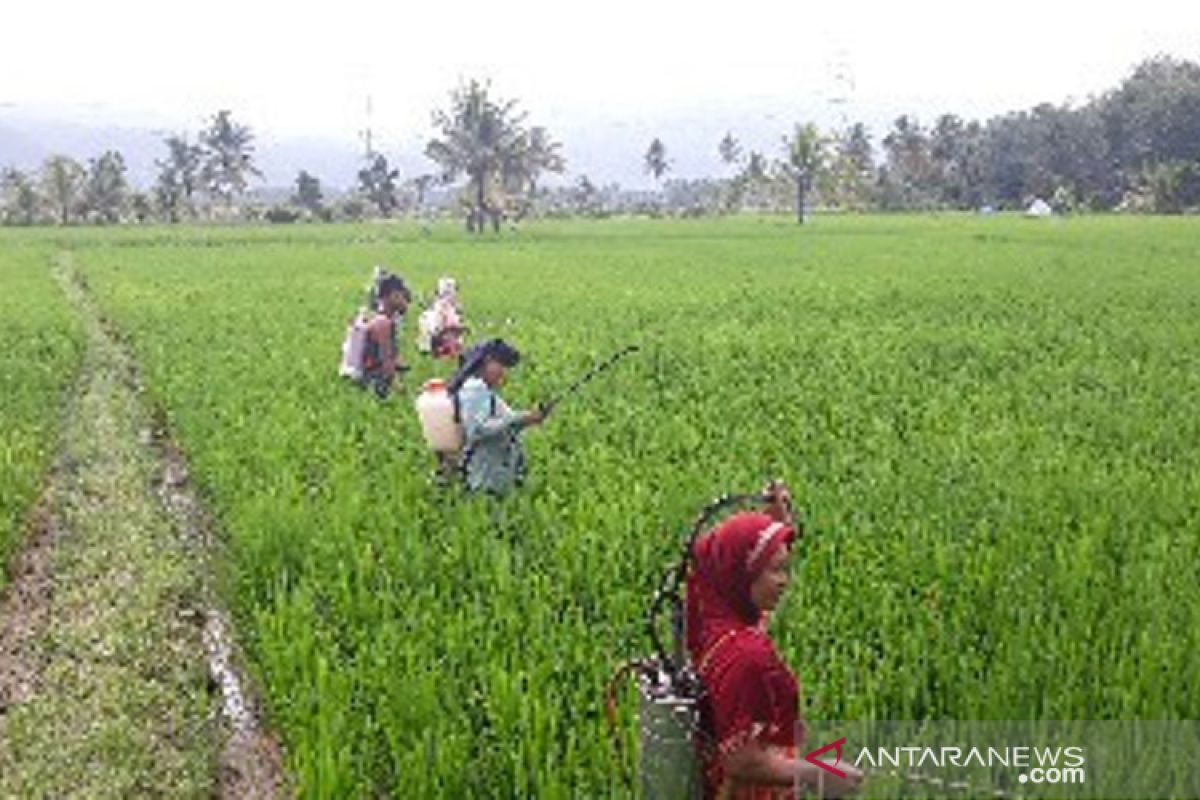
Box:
805, 737, 847, 778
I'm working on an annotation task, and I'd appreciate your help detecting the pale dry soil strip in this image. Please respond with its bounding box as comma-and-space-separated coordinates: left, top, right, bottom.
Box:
0, 256, 284, 798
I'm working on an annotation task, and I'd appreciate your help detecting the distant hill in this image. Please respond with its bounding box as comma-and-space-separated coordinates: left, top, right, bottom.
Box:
0, 114, 370, 191
0, 97, 890, 192
0, 117, 165, 185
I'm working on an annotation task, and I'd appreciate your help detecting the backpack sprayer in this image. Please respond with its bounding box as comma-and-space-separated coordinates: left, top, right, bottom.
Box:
415, 344, 641, 482
605, 490, 781, 800
339, 267, 412, 381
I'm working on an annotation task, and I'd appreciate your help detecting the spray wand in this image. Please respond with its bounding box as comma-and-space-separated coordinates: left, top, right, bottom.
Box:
538, 345, 640, 417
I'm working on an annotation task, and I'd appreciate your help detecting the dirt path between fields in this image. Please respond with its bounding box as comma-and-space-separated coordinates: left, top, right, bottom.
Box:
0, 254, 286, 798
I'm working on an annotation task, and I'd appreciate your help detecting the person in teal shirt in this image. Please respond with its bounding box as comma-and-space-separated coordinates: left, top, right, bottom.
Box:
450, 339, 545, 495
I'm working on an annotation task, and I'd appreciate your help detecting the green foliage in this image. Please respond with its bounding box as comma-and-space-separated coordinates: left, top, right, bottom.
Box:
1140, 161, 1200, 213
880, 116, 937, 210
868, 56, 1200, 212
502, 126, 566, 220
718, 132, 742, 168
155, 135, 204, 223
39, 155, 87, 225
1102, 56, 1200, 173
293, 170, 325, 215
572, 176, 602, 217
1, 169, 43, 226
0, 249, 84, 591
644, 138, 670, 182
199, 110, 261, 209
129, 192, 154, 223
264, 205, 301, 224
822, 125, 876, 211
426, 80, 561, 233
336, 196, 369, 222
41, 216, 1200, 796
357, 154, 400, 217
781, 123, 826, 223
83, 150, 129, 224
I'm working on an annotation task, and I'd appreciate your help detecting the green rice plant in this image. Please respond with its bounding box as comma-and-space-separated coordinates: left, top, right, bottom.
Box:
0, 247, 84, 590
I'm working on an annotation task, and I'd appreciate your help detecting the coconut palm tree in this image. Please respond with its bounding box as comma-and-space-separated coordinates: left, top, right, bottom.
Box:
426, 80, 528, 233
781, 123, 826, 224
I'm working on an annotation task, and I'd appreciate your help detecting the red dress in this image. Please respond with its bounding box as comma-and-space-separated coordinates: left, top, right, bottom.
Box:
687, 513, 801, 800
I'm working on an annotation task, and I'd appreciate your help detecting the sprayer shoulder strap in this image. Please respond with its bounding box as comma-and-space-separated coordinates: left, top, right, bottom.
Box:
696, 629, 742, 675
451, 386, 496, 426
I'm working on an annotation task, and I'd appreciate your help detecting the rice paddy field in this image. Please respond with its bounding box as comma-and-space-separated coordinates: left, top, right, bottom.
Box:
2, 215, 1200, 797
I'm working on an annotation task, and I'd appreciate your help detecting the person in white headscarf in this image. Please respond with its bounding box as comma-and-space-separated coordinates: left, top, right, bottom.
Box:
417, 276, 467, 359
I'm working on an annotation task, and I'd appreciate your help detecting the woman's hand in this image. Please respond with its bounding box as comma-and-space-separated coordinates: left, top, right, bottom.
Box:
763, 479, 794, 523
724, 740, 864, 796
798, 761, 865, 798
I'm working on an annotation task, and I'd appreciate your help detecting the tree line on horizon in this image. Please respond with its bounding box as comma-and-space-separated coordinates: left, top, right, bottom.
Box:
2, 56, 1199, 230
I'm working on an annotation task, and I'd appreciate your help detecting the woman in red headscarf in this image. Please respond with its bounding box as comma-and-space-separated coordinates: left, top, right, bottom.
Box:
687, 481, 863, 799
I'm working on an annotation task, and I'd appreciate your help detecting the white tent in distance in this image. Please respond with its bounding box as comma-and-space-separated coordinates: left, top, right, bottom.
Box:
1026, 197, 1053, 217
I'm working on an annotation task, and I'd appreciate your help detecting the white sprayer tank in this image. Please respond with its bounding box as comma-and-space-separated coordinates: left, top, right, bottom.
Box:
416, 379, 464, 453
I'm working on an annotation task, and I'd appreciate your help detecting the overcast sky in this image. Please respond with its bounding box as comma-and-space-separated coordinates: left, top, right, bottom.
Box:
2, 0, 1197, 177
